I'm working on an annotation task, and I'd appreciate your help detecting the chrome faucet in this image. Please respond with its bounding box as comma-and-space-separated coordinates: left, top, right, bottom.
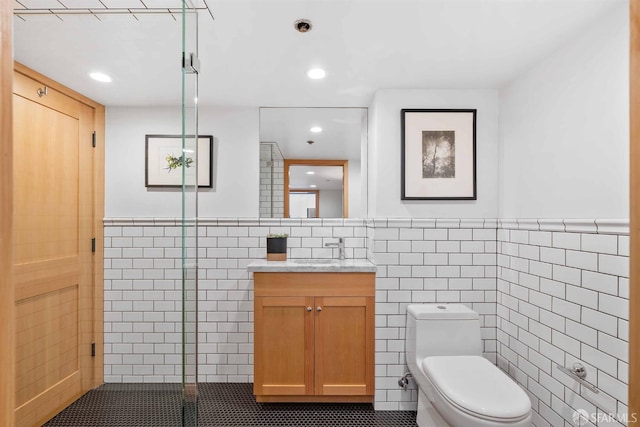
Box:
325, 237, 346, 260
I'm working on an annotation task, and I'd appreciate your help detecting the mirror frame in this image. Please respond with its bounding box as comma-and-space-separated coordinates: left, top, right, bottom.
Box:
284, 159, 349, 218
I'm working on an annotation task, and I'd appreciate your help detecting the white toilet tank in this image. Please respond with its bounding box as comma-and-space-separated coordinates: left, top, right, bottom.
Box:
406, 304, 483, 364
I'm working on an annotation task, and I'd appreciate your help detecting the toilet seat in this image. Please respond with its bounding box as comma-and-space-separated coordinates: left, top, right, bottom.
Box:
422, 355, 531, 423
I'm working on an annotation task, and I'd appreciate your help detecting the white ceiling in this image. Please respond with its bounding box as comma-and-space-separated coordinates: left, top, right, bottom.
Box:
289, 165, 343, 190
260, 107, 365, 160
13, 0, 623, 108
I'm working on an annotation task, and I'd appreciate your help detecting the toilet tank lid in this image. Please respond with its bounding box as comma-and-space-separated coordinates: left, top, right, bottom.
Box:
407, 304, 479, 320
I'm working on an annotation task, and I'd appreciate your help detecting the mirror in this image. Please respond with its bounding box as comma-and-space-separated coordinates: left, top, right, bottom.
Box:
259, 107, 367, 218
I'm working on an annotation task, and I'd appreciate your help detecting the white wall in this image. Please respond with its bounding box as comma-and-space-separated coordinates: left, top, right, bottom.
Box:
106, 106, 259, 218
499, 4, 629, 219
368, 89, 500, 219
289, 192, 316, 217
348, 160, 362, 217
319, 189, 343, 218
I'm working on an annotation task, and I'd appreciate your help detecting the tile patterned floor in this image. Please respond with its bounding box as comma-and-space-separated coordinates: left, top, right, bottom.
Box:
44, 383, 418, 427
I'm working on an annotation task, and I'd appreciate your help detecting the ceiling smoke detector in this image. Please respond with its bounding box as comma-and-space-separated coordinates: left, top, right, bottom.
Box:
294, 19, 312, 33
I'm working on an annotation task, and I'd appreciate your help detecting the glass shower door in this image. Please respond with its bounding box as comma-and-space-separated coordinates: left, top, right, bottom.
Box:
181, 1, 199, 426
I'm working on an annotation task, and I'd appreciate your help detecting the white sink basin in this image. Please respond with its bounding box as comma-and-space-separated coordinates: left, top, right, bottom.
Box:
292, 259, 336, 264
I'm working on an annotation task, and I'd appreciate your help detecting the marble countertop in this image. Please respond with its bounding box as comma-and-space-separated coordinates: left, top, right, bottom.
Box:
247, 259, 376, 273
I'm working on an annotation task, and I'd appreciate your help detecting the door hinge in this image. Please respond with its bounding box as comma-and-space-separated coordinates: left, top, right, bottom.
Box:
92, 131, 96, 148
91, 342, 96, 357
182, 52, 200, 74
91, 237, 96, 253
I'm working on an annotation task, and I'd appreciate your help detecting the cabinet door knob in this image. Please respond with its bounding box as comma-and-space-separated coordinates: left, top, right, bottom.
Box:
306, 306, 312, 312
316, 306, 322, 312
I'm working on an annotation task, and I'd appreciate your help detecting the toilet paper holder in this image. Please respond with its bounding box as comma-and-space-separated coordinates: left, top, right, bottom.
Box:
556, 363, 599, 394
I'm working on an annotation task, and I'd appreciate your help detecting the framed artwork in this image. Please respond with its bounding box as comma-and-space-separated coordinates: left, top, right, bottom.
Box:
401, 109, 477, 200
145, 134, 213, 188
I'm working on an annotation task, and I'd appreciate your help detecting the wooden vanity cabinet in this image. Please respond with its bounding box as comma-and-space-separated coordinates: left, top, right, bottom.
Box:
253, 272, 375, 403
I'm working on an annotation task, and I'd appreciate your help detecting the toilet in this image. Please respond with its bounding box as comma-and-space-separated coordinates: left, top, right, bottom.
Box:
406, 304, 532, 427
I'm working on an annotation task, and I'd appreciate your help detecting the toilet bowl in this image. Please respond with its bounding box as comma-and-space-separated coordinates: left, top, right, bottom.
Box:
406, 304, 531, 427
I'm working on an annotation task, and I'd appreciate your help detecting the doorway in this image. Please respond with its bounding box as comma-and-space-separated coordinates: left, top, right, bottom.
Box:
284, 159, 349, 218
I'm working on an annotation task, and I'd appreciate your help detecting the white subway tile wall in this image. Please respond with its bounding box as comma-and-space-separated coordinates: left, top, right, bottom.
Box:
368, 218, 498, 410
104, 218, 368, 384
259, 143, 284, 218
103, 217, 629, 420
497, 222, 629, 427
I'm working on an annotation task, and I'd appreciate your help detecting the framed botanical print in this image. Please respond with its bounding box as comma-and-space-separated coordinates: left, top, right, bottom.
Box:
145, 134, 213, 188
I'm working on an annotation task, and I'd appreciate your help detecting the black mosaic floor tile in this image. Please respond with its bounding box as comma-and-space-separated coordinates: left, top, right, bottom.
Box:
43, 383, 417, 427
43, 383, 183, 427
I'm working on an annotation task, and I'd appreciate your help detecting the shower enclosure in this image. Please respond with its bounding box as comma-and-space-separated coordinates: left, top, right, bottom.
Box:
181, 1, 200, 425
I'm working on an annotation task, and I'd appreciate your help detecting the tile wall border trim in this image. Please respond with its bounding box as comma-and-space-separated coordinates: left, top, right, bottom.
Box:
103, 217, 629, 235
564, 219, 597, 234
536, 219, 565, 232
594, 219, 630, 235
497, 218, 629, 235
103, 218, 371, 227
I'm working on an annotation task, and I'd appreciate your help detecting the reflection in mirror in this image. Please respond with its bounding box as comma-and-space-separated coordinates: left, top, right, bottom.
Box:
259, 142, 285, 217
259, 107, 367, 218
289, 191, 320, 218
286, 161, 347, 218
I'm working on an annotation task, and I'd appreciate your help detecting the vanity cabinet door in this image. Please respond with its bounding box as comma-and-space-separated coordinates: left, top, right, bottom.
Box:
253, 296, 315, 397
314, 296, 374, 396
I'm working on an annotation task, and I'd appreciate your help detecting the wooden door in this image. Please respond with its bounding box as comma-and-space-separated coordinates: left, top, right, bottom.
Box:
314, 296, 374, 397
13, 70, 96, 427
254, 296, 314, 397
1, 4, 15, 427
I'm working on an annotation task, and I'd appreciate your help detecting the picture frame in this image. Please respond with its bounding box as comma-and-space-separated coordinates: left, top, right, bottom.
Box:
401, 109, 477, 200
145, 134, 213, 188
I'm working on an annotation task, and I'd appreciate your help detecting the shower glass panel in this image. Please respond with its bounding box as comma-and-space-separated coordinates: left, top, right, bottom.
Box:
181, 1, 199, 426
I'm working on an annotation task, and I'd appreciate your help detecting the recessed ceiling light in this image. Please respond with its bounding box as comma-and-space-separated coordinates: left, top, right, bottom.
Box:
310, 185, 317, 188
294, 19, 312, 33
306, 171, 315, 175
310, 126, 322, 133
89, 72, 112, 83
307, 68, 326, 79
